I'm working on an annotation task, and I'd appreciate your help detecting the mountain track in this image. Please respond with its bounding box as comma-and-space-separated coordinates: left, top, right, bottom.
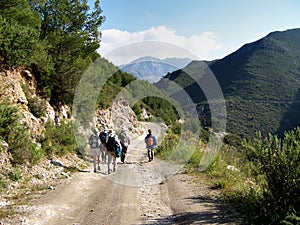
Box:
1, 122, 240, 225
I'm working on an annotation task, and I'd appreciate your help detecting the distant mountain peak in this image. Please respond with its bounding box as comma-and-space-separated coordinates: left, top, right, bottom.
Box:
119, 56, 193, 83
130, 56, 160, 63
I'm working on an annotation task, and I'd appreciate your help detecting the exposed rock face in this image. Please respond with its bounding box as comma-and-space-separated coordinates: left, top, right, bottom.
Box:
0, 67, 148, 216
0, 68, 71, 137
94, 100, 145, 137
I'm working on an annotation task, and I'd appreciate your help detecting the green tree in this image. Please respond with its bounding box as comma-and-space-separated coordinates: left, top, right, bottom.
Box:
0, 0, 40, 27
0, 0, 52, 71
30, 0, 105, 105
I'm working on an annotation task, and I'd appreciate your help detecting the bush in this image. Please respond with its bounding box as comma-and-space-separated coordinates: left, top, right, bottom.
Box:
155, 132, 179, 160
28, 142, 44, 165
8, 167, 22, 181
21, 83, 47, 118
40, 121, 77, 157
0, 102, 37, 164
240, 128, 300, 223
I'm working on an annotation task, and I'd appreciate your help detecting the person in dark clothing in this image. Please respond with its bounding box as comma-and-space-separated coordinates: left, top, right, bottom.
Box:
119, 129, 130, 163
144, 129, 157, 162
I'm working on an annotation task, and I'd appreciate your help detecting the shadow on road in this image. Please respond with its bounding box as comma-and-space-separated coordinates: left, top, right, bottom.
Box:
140, 194, 239, 225
141, 211, 237, 225
50, 160, 90, 173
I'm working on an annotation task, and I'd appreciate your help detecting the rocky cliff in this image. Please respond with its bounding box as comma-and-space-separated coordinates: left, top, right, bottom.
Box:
0, 68, 144, 146
0, 68, 70, 138
0, 67, 146, 212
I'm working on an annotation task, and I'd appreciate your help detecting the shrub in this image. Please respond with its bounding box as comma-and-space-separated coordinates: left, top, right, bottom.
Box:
21, 83, 47, 118
0, 102, 36, 164
28, 142, 44, 165
155, 132, 179, 160
40, 121, 77, 157
8, 167, 22, 181
241, 128, 300, 223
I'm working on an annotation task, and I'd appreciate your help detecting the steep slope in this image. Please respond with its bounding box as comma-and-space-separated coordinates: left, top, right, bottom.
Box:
157, 28, 300, 137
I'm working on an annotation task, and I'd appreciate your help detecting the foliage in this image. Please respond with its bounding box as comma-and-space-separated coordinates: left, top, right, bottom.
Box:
155, 126, 208, 168
21, 83, 47, 118
155, 132, 179, 159
185, 141, 205, 171
8, 167, 22, 181
223, 133, 242, 148
0, 0, 41, 27
159, 29, 300, 138
280, 214, 300, 225
0, 0, 105, 106
0, 176, 6, 191
205, 145, 245, 190
0, 14, 51, 71
28, 142, 44, 165
98, 70, 136, 109
235, 128, 300, 224
142, 97, 180, 125
187, 128, 300, 224
31, 0, 105, 105
40, 121, 77, 157
0, 102, 35, 164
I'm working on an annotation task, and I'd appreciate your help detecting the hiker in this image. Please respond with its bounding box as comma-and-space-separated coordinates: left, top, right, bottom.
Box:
99, 129, 109, 163
118, 129, 130, 163
145, 129, 157, 162
100, 142, 107, 163
89, 128, 101, 172
106, 131, 122, 174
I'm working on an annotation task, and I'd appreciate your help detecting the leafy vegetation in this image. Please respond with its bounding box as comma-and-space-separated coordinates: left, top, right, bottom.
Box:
0, 0, 106, 165
159, 28, 300, 138
0, 101, 34, 164
21, 83, 47, 118
0, 100, 77, 164
39, 121, 78, 157
98, 70, 136, 109
239, 128, 300, 224
0, 0, 104, 105
202, 128, 300, 224
1, 3, 299, 224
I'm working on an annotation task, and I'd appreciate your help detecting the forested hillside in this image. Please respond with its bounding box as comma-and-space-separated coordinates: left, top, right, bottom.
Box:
158, 28, 300, 138
0, 0, 104, 105
1, 2, 300, 224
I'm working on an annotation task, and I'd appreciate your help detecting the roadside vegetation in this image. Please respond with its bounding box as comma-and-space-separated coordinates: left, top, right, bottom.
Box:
139, 96, 300, 224
1, 1, 299, 224
164, 126, 300, 224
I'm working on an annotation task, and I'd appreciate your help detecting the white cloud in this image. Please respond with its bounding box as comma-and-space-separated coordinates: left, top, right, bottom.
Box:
98, 26, 222, 65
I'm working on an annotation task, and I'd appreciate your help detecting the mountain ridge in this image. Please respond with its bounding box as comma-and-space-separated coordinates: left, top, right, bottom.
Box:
157, 28, 300, 137
119, 57, 192, 83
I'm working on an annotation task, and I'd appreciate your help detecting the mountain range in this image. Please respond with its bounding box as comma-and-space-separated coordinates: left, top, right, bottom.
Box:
156, 28, 300, 138
119, 56, 192, 83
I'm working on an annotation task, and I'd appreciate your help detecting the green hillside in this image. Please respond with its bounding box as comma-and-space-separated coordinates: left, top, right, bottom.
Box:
158, 28, 300, 138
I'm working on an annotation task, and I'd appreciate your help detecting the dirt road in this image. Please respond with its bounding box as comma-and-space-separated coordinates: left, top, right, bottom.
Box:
4, 123, 240, 225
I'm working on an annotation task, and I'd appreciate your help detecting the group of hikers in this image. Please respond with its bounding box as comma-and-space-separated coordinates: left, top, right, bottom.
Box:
88, 128, 157, 174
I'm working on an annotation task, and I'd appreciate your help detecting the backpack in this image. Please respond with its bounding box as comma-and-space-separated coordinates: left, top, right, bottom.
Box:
89, 134, 99, 148
99, 131, 109, 144
147, 136, 154, 147
106, 136, 122, 158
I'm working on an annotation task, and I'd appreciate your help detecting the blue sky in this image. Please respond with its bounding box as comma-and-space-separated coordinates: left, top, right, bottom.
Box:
88, 0, 300, 65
